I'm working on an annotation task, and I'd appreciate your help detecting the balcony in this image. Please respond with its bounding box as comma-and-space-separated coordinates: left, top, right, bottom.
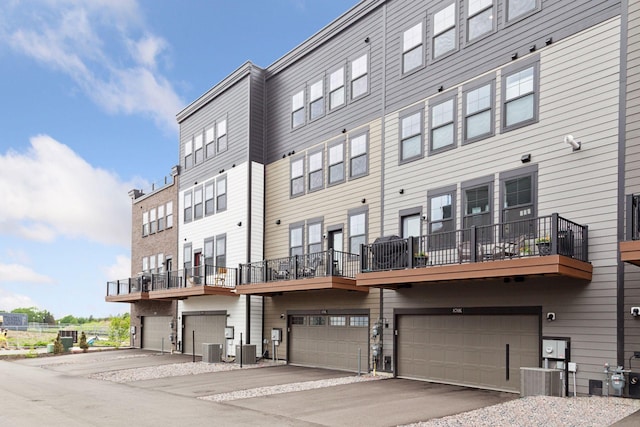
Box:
147, 266, 238, 299
105, 277, 149, 302
235, 250, 367, 295
621, 194, 640, 266
357, 213, 592, 289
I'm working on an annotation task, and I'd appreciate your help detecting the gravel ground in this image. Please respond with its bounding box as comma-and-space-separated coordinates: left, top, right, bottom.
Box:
401, 395, 640, 427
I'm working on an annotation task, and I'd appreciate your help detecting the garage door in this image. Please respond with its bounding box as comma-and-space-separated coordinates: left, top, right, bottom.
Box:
182, 314, 226, 356
397, 314, 539, 392
142, 316, 172, 351
289, 314, 369, 372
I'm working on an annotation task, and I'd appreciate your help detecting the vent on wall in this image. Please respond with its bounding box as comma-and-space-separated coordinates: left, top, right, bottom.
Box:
520, 367, 564, 397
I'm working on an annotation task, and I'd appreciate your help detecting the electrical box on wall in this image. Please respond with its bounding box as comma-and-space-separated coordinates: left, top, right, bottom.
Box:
224, 326, 234, 339
271, 328, 282, 342
542, 339, 567, 360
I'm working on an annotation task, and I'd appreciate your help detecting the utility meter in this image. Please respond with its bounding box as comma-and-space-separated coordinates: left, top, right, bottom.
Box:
271, 328, 282, 341
224, 326, 234, 339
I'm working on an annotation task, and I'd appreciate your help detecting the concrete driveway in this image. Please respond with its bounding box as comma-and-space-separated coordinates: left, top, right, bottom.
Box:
2, 349, 516, 426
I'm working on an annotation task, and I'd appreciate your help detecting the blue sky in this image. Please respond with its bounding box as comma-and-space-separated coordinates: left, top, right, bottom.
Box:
0, 0, 359, 319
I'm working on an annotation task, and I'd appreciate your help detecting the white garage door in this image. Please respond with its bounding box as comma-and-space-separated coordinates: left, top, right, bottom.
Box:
142, 316, 172, 351
289, 314, 369, 372
182, 314, 226, 356
397, 314, 539, 392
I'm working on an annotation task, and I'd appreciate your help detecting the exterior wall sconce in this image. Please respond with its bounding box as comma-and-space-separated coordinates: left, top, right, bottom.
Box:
631, 307, 640, 317
546, 37, 553, 45
399, 189, 404, 194
237, 222, 242, 227
564, 135, 581, 151
547, 312, 556, 321
275, 219, 281, 225
361, 198, 366, 204
511, 52, 518, 60
521, 154, 531, 163
529, 44, 536, 52
438, 85, 444, 92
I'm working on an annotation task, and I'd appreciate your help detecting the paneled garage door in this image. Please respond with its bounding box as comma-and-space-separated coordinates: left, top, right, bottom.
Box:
142, 316, 172, 351
289, 314, 369, 372
397, 314, 539, 392
182, 314, 226, 356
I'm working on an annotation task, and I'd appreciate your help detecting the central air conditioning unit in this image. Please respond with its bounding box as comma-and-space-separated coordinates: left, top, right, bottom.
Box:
520, 367, 564, 397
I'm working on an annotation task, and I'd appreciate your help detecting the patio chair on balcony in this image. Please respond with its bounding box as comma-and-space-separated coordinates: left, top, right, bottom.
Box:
274, 262, 290, 280
214, 267, 227, 286
458, 241, 484, 263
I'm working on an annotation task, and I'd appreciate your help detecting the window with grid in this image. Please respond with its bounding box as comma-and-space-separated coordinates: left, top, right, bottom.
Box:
216, 235, 226, 267
142, 211, 149, 236
403, 22, 424, 74
349, 211, 367, 256
290, 225, 303, 257
308, 150, 323, 192
194, 133, 203, 164
291, 90, 305, 128
350, 133, 368, 178
402, 214, 421, 238
166, 201, 173, 228
193, 186, 203, 220
183, 192, 192, 224
507, 0, 538, 22
205, 125, 215, 158
329, 316, 346, 326
216, 177, 227, 212
503, 175, 533, 223
351, 53, 368, 99
217, 119, 227, 153
329, 67, 345, 110
142, 256, 149, 272
349, 316, 369, 327
310, 316, 326, 326
149, 208, 157, 233
464, 81, 493, 142
157, 204, 165, 231
400, 110, 423, 161
204, 238, 214, 267
184, 139, 193, 170
429, 193, 454, 234
464, 185, 491, 229
205, 181, 214, 216
430, 97, 456, 152
467, 0, 493, 41
309, 79, 324, 121
503, 64, 537, 130
291, 158, 304, 197
308, 222, 322, 254
433, 3, 456, 59
328, 142, 344, 185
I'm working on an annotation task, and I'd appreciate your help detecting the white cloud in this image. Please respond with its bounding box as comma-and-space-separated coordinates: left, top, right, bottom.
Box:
0, 288, 37, 312
2, 0, 182, 133
104, 255, 132, 281
0, 264, 53, 284
0, 135, 133, 246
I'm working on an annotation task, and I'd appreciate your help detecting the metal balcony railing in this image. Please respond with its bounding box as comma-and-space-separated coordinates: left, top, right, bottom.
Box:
238, 249, 358, 285
360, 213, 588, 273
106, 265, 236, 296
626, 194, 640, 240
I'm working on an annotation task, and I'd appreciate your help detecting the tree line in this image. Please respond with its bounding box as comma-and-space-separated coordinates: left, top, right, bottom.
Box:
2, 307, 115, 324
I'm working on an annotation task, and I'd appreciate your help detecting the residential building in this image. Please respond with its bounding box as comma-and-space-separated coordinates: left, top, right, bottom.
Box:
109, 0, 639, 396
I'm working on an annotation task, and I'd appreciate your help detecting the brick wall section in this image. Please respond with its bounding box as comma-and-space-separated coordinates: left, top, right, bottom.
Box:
130, 300, 177, 348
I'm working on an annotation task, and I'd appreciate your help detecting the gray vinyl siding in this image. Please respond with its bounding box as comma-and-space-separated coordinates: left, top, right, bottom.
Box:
178, 64, 261, 191
384, 0, 621, 114
249, 68, 266, 164
624, 0, 640, 367
264, 5, 385, 164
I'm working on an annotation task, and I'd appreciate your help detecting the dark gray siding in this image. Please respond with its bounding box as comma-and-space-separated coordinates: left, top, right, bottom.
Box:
264, 5, 385, 164
178, 67, 255, 192
249, 67, 266, 164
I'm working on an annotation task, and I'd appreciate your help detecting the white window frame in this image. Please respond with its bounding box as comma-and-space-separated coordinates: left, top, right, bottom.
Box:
291, 90, 305, 128
183, 191, 193, 224
157, 204, 165, 232
149, 208, 157, 234
166, 201, 173, 228
142, 211, 149, 236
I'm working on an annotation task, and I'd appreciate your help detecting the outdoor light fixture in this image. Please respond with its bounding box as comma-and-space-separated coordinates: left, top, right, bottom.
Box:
399, 189, 404, 194
521, 153, 531, 163
275, 219, 281, 225
361, 198, 366, 204
564, 135, 581, 151
237, 222, 242, 227
547, 312, 556, 321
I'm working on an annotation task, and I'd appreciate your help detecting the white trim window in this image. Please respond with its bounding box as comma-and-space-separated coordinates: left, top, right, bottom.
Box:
308, 151, 323, 192
205, 181, 215, 216
183, 191, 192, 224
142, 211, 149, 236
166, 201, 173, 228
194, 133, 203, 164
292, 90, 305, 128
184, 139, 193, 169
309, 79, 324, 121
216, 177, 227, 212
467, 0, 494, 41
350, 54, 368, 99
433, 3, 456, 59
504, 65, 536, 129
205, 125, 215, 158
157, 204, 165, 231
217, 119, 227, 153
403, 22, 424, 74
430, 97, 456, 152
350, 133, 368, 178
291, 158, 304, 197
149, 208, 157, 233
328, 142, 345, 185
329, 67, 345, 110
400, 110, 423, 161
193, 186, 203, 220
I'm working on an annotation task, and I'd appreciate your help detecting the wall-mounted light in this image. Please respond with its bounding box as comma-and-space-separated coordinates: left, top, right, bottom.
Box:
361, 198, 366, 204
546, 37, 553, 46
275, 219, 281, 225
438, 85, 444, 92
521, 153, 531, 164
342, 128, 347, 133
547, 312, 556, 322
237, 222, 242, 227
631, 307, 640, 317
280, 313, 285, 319
399, 189, 404, 194
564, 135, 581, 151
529, 44, 536, 52
511, 52, 518, 60
364, 37, 369, 43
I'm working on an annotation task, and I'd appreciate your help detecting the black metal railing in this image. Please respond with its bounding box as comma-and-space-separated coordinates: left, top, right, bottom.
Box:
106, 265, 236, 296
627, 194, 640, 240
360, 213, 588, 273
238, 249, 358, 285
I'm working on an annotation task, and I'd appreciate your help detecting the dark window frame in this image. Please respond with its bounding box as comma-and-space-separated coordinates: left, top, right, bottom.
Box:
308, 76, 325, 122
290, 155, 305, 197
308, 148, 324, 192
429, 92, 458, 155
183, 190, 193, 224
399, 105, 424, 164
465, 0, 496, 45
349, 129, 369, 179
430, 1, 459, 61
350, 51, 370, 101
348, 206, 368, 256
216, 176, 227, 213
328, 139, 346, 186
462, 74, 495, 145
291, 89, 306, 129
401, 19, 426, 75
501, 55, 540, 132
290, 222, 305, 257
505, 0, 541, 26
461, 175, 494, 242
427, 185, 457, 249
